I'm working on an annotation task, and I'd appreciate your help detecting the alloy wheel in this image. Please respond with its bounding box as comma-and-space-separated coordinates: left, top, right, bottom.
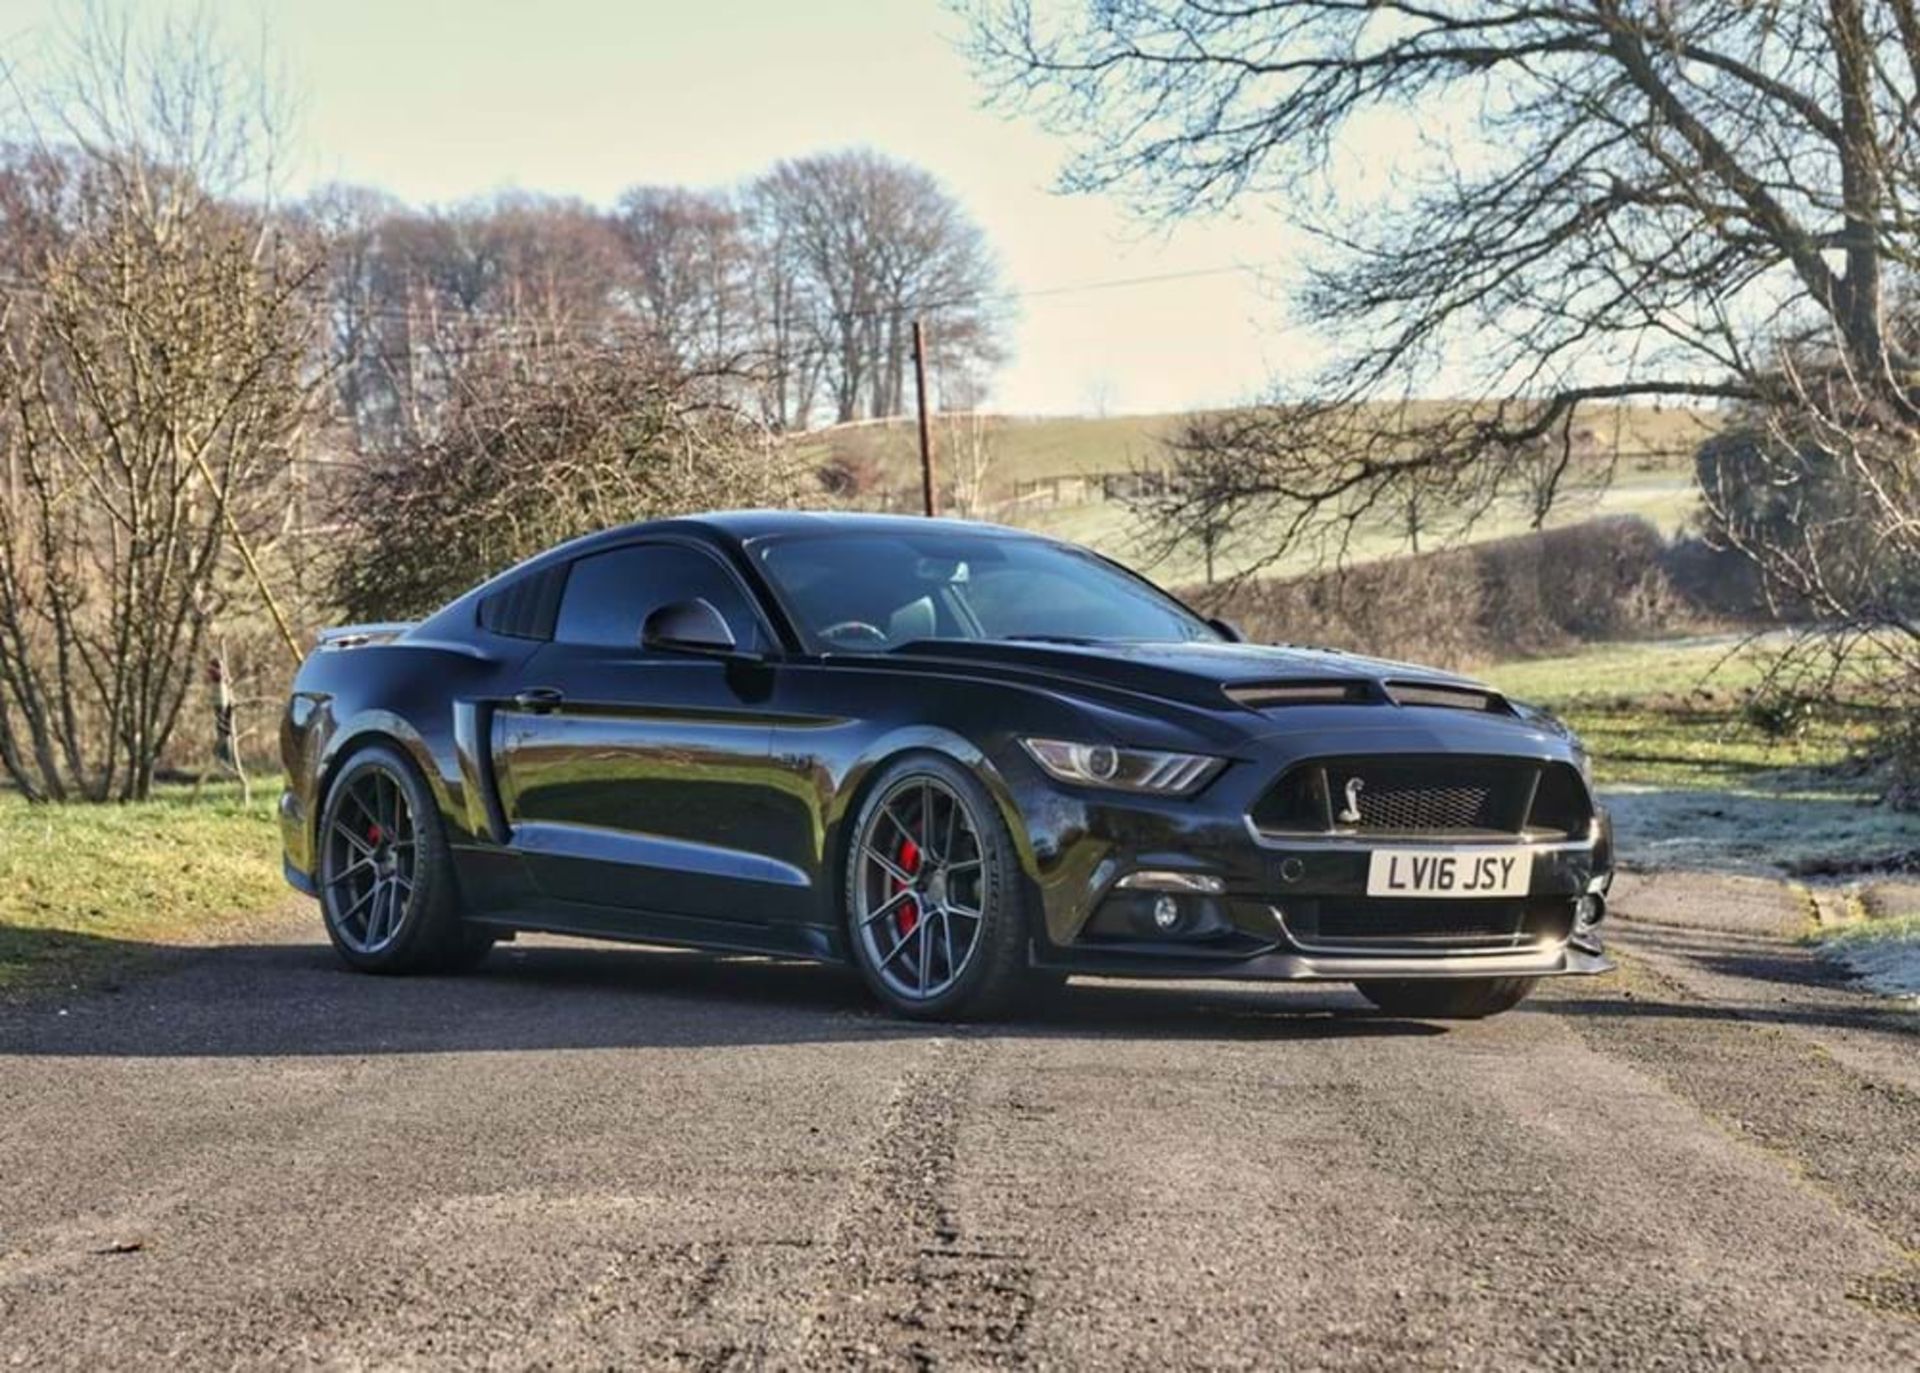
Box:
853, 775, 988, 1002
322, 764, 418, 955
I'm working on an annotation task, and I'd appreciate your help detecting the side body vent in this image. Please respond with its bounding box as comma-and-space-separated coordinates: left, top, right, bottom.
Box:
1383, 681, 1513, 715
477, 564, 568, 641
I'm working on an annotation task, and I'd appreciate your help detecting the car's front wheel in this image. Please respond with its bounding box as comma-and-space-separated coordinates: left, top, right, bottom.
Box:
317, 743, 491, 974
843, 755, 1033, 1021
1354, 976, 1537, 1019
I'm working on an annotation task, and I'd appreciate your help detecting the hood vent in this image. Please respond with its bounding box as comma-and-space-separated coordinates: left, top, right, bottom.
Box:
1226, 680, 1376, 708
1383, 681, 1513, 714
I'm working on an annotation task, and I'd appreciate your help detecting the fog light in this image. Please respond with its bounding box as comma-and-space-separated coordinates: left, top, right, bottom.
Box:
1152, 894, 1181, 932
1574, 893, 1605, 934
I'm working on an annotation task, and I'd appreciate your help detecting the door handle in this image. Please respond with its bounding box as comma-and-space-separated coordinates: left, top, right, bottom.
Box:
511, 687, 565, 713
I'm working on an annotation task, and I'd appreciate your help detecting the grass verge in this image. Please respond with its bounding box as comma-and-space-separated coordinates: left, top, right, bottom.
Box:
0, 783, 286, 996
1817, 914, 1920, 1002
1487, 635, 1920, 874
1487, 635, 1888, 791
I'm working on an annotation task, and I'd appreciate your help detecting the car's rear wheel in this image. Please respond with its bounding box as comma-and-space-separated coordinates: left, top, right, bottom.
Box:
317, 744, 490, 974
844, 756, 1032, 1021
1354, 976, 1537, 1019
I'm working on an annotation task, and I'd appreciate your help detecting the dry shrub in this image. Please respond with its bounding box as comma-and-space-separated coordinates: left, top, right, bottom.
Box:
328, 357, 806, 623
1190, 516, 1700, 670
1887, 708, 1920, 814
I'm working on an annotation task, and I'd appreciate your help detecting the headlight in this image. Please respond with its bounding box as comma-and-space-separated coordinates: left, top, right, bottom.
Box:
1019, 738, 1224, 795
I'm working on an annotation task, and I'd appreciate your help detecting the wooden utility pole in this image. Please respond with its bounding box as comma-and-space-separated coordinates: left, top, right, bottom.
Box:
912, 317, 936, 517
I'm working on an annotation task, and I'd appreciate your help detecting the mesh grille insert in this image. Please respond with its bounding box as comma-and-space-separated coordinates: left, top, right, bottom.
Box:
1251, 757, 1592, 839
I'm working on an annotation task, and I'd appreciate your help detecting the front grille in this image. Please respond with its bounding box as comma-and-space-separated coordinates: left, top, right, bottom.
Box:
1352, 772, 1499, 832
1280, 897, 1573, 952
1251, 756, 1591, 839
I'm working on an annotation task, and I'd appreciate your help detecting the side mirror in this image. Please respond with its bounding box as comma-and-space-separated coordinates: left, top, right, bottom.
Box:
1208, 617, 1245, 643
642, 598, 739, 656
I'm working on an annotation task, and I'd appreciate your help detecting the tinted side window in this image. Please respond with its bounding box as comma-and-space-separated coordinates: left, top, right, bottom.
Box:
553, 544, 761, 651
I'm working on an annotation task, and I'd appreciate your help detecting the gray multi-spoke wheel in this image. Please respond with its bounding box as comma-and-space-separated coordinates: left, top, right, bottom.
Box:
855, 775, 987, 1002
322, 764, 417, 955
317, 744, 491, 974
843, 755, 1034, 1020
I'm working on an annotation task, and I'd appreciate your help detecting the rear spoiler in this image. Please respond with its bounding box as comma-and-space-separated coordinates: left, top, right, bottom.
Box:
315, 622, 415, 651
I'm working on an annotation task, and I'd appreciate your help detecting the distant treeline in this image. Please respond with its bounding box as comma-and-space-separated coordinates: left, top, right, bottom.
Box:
308, 146, 1008, 448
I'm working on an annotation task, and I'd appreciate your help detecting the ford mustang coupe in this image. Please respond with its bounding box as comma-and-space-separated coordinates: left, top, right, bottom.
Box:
280, 512, 1612, 1020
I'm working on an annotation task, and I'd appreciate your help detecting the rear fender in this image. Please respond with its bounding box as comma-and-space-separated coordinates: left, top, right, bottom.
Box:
313, 709, 468, 850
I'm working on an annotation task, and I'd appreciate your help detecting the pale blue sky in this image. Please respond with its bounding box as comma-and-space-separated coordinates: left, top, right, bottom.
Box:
0, 0, 1318, 415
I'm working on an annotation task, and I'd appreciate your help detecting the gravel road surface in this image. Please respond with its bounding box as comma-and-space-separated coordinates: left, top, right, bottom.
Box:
2, 881, 1915, 1369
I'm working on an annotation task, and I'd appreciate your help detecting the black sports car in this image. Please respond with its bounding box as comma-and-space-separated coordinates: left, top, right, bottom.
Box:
280, 511, 1612, 1020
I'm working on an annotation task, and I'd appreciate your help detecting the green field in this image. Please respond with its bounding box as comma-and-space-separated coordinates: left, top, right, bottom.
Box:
805, 403, 1713, 487
1487, 636, 1920, 873
1487, 635, 1890, 791
1045, 476, 1701, 586
0, 784, 284, 993
801, 405, 1717, 584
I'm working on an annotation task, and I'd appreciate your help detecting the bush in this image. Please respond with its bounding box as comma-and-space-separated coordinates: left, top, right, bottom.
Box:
1188, 516, 1701, 669
328, 359, 805, 623
1742, 689, 1818, 741
1886, 710, 1920, 814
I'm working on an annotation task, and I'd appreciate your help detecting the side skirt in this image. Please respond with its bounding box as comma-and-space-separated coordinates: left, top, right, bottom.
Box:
463, 897, 847, 966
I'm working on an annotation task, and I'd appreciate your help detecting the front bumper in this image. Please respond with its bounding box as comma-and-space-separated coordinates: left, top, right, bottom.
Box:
1012, 753, 1614, 983
1034, 939, 1613, 982
279, 788, 317, 895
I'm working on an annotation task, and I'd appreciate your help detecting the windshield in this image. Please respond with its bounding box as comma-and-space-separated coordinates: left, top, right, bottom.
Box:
752, 530, 1220, 652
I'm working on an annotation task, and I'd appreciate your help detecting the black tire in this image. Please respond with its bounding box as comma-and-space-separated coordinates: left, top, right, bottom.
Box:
315, 743, 480, 974
842, 754, 1032, 1021
1354, 976, 1538, 1020
1025, 966, 1071, 995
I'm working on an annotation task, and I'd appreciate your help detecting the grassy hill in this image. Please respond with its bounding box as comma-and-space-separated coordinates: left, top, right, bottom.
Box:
795, 403, 1721, 584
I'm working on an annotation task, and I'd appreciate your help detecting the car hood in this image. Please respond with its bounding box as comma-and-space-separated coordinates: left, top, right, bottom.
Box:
888, 638, 1490, 707
882, 637, 1580, 761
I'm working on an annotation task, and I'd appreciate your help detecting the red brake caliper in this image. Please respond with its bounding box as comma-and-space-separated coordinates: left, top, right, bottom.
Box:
892, 837, 921, 936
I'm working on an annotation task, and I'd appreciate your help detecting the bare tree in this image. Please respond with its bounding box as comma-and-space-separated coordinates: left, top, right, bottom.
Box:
304, 188, 639, 452
942, 410, 998, 517
751, 150, 1007, 425
970, 1, 1920, 796
1697, 350, 1920, 691
965, 2, 1919, 565
0, 8, 321, 801
616, 185, 751, 372
739, 193, 827, 430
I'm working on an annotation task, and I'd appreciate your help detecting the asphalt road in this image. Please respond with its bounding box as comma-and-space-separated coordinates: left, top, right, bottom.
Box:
2, 884, 1916, 1370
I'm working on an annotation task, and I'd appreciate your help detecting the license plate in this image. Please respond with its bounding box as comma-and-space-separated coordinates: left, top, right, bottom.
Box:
1366, 848, 1533, 899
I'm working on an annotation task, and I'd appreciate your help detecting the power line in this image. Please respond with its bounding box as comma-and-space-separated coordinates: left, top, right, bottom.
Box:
0, 257, 1278, 326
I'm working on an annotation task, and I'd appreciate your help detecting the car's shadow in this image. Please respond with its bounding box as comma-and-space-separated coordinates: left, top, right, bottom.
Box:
0, 927, 1458, 1057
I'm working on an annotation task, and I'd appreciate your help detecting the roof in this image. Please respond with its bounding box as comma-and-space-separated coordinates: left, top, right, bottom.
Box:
686, 509, 1035, 543
444, 510, 1051, 607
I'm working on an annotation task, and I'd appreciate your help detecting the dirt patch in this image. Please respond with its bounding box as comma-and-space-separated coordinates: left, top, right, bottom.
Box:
1608, 871, 1812, 938
1862, 881, 1920, 920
